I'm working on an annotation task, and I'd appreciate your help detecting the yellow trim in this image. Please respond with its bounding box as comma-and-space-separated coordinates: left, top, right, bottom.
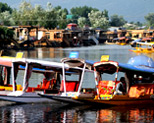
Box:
0, 85, 22, 91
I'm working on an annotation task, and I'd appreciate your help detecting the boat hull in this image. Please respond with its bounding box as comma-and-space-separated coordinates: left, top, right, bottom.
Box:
39, 94, 84, 104
0, 92, 58, 104
74, 95, 154, 106
39, 93, 95, 104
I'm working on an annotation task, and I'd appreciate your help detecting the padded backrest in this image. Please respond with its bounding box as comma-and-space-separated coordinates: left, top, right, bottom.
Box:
97, 80, 116, 95
60, 80, 79, 92
42, 78, 55, 89
129, 84, 154, 98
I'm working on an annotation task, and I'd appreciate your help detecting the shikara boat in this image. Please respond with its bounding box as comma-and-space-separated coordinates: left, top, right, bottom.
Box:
106, 37, 132, 45
129, 42, 154, 53
0, 58, 69, 104
73, 55, 154, 106
130, 38, 142, 47
116, 37, 132, 45
39, 57, 95, 104
105, 38, 118, 45
130, 37, 154, 47
0, 52, 24, 91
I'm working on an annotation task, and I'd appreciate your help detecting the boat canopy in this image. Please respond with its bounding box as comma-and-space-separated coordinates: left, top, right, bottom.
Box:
61, 58, 85, 68
136, 42, 154, 46
131, 38, 142, 43
0, 57, 13, 67
142, 37, 152, 41
11, 58, 70, 92
61, 57, 92, 95
119, 37, 126, 40
86, 55, 154, 76
94, 61, 118, 74
13, 58, 69, 72
61, 58, 93, 72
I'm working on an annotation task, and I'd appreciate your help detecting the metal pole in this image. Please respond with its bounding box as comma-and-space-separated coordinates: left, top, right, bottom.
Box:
77, 62, 86, 95
62, 62, 66, 95
12, 63, 15, 92
94, 69, 99, 95
22, 62, 28, 92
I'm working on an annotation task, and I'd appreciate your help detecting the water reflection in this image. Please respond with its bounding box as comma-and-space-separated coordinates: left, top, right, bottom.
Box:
24, 47, 64, 61
23, 45, 154, 64
1, 104, 154, 123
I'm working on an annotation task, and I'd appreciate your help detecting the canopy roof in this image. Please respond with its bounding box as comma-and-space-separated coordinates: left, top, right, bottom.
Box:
13, 58, 69, 73
86, 55, 154, 76
61, 58, 93, 73
136, 42, 154, 46
93, 60, 154, 76
0, 57, 13, 67
131, 38, 142, 43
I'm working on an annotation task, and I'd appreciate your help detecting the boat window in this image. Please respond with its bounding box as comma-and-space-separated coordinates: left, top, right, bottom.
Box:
60, 71, 95, 89
28, 72, 44, 87
132, 74, 154, 84
0, 66, 11, 86
100, 72, 124, 82
15, 70, 25, 90
63, 74, 80, 82
82, 72, 95, 88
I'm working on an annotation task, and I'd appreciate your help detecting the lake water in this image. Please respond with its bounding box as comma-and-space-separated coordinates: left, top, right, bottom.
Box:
1, 44, 154, 123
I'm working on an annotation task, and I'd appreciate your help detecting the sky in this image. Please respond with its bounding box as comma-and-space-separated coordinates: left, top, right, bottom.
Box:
1, 0, 154, 22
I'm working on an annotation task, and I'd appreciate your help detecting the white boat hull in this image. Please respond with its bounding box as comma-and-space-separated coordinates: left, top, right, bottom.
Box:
39, 93, 95, 104
0, 92, 58, 104
39, 94, 83, 104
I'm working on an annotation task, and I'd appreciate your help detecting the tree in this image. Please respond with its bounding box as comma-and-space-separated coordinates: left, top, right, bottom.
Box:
88, 10, 109, 29
0, 2, 13, 26
110, 14, 127, 27
70, 6, 98, 18
0, 26, 14, 48
0, 11, 14, 26
11, 1, 59, 28
54, 6, 68, 29
16, 1, 34, 25
145, 13, 154, 27
41, 2, 58, 29
78, 17, 87, 28
0, 2, 12, 13
0, 26, 14, 39
33, 5, 45, 26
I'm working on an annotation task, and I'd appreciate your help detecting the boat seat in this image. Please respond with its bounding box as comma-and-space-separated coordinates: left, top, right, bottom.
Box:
60, 80, 79, 92
26, 79, 56, 92
97, 80, 116, 95
129, 84, 154, 98
42, 78, 56, 89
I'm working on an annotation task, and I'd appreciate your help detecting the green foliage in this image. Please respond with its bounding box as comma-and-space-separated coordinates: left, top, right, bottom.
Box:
78, 17, 87, 28
54, 6, 68, 29
16, 1, 34, 25
39, 2, 57, 29
0, 26, 14, 48
135, 21, 143, 27
0, 11, 14, 25
110, 14, 127, 27
70, 6, 98, 18
0, 26, 14, 39
0, 1, 110, 29
145, 13, 154, 27
0, 2, 12, 13
88, 10, 109, 29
